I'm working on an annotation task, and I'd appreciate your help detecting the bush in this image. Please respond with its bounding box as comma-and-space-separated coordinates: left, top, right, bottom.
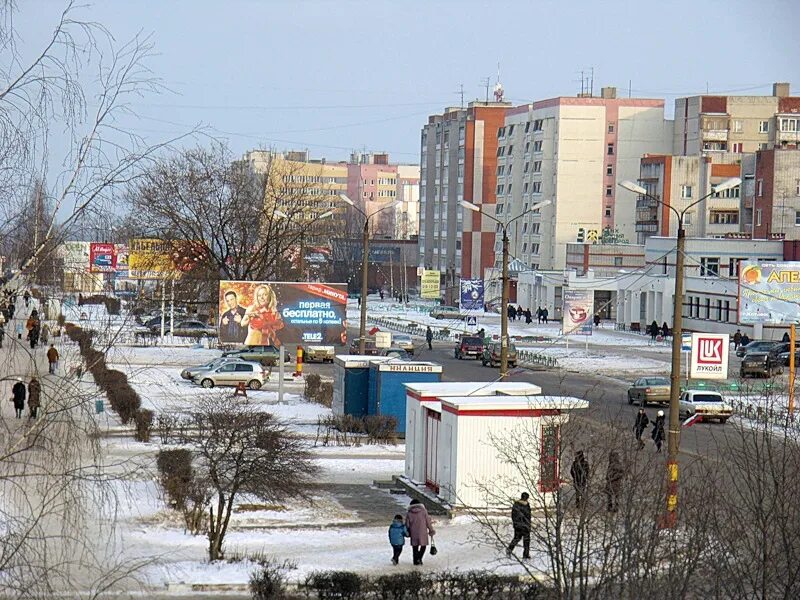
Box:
156, 448, 194, 511
94, 368, 127, 393
374, 571, 432, 600
304, 373, 321, 401
304, 571, 363, 599
133, 409, 154, 442
316, 381, 333, 408
363, 415, 397, 445
109, 386, 141, 424
57, 314, 65, 327
250, 559, 295, 600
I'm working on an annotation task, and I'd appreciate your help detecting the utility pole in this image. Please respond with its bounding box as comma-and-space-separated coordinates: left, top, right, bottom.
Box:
501, 228, 510, 375
359, 218, 369, 354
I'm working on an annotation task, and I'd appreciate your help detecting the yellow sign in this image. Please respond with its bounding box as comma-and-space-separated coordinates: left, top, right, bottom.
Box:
421, 269, 440, 299
128, 238, 176, 280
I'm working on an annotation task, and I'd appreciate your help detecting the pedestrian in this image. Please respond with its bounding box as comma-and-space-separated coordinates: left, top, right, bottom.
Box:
506, 492, 531, 559
650, 320, 659, 342
651, 410, 666, 453
661, 322, 670, 339
605, 451, 624, 512
16, 320, 23, 340
27, 377, 41, 419
733, 329, 742, 350
525, 309, 532, 324
47, 344, 59, 375
23, 290, 30, 307
741, 333, 751, 348
406, 499, 435, 566
570, 451, 589, 508
11, 378, 26, 419
388, 513, 409, 565
379, 289, 384, 301
536, 307, 543, 323
634, 408, 649, 449
478, 328, 485, 341
508, 305, 516, 322
425, 326, 433, 351
40, 323, 49, 345
783, 331, 791, 343
542, 307, 549, 323
0, 321, 4, 349
594, 314, 601, 327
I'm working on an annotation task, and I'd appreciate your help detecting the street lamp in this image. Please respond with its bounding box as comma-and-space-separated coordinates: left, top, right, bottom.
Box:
460, 199, 552, 376
338, 193, 398, 354
619, 175, 741, 527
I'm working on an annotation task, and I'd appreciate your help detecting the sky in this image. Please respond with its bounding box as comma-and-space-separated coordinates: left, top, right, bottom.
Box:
14, 0, 800, 167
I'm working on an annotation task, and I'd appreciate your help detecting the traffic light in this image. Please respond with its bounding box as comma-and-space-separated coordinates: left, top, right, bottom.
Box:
577, 228, 585, 243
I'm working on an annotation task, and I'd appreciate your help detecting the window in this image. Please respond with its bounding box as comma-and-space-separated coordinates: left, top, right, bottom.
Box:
781, 118, 799, 132
705, 298, 711, 319
533, 161, 542, 172
507, 183, 512, 194
760, 143, 769, 150
756, 208, 762, 226
728, 257, 746, 277
507, 125, 515, 136
522, 243, 527, 253
757, 179, 763, 197
497, 165, 505, 176
523, 182, 529, 193
531, 223, 540, 234
524, 121, 531, 133
235, 363, 254, 372
507, 144, 514, 156
732, 142, 743, 153
614, 256, 623, 267
732, 120, 743, 133
496, 146, 506, 157
522, 222, 528, 233
459, 126, 465, 141
496, 204, 504, 214
700, 257, 720, 277
533, 119, 544, 131
531, 243, 539, 254
759, 120, 769, 133
539, 425, 560, 492
605, 207, 612, 217
681, 185, 693, 199
508, 163, 513, 174
532, 182, 542, 193
608, 123, 615, 133
694, 297, 700, 318
795, 210, 800, 226
525, 141, 531, 154
524, 162, 530, 173
533, 140, 543, 152
606, 164, 613, 176
496, 184, 505, 195
716, 299, 723, 321
605, 186, 613, 197
497, 127, 505, 139
710, 211, 739, 224
724, 300, 730, 322
607, 143, 615, 155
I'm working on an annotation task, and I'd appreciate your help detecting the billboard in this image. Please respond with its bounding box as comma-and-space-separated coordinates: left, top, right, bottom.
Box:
115, 244, 129, 277
460, 279, 484, 313
128, 238, 176, 280
562, 289, 594, 336
90, 243, 117, 273
62, 241, 90, 273
690, 333, 729, 380
739, 261, 800, 324
420, 270, 440, 299
218, 281, 348, 346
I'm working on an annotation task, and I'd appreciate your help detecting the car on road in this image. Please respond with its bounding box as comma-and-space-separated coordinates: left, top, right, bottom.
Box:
735, 340, 778, 358
777, 345, 800, 366
741, 344, 784, 378
627, 377, 671, 406
455, 335, 484, 360
348, 339, 380, 355
223, 345, 291, 366
192, 360, 268, 389
303, 345, 335, 363
180, 356, 239, 380
166, 320, 218, 337
678, 390, 733, 424
392, 334, 415, 356
482, 342, 518, 368
431, 306, 465, 320
379, 347, 410, 360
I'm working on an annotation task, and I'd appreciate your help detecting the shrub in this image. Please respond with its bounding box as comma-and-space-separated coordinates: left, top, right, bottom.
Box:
304, 571, 363, 599
56, 314, 65, 327
249, 559, 295, 600
157, 413, 179, 444
109, 386, 141, 424
156, 448, 194, 511
133, 409, 154, 442
94, 368, 127, 394
304, 373, 321, 401
316, 381, 333, 408
374, 571, 432, 600
363, 415, 397, 445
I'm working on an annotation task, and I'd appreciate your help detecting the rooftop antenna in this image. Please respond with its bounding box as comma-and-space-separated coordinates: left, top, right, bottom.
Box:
589, 66, 594, 97
493, 63, 505, 102
455, 83, 464, 109
481, 77, 491, 103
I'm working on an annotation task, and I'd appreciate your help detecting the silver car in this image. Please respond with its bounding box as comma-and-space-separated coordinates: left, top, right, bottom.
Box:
393, 334, 415, 356
192, 360, 268, 390
180, 356, 238, 380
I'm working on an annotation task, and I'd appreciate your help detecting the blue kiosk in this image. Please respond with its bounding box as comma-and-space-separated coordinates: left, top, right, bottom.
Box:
368, 361, 443, 436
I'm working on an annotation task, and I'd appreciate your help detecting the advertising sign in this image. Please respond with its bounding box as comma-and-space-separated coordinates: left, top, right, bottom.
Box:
459, 279, 484, 313
421, 270, 440, 299
115, 244, 129, 277
89, 243, 117, 273
62, 241, 90, 273
129, 238, 176, 280
689, 332, 729, 379
739, 261, 800, 324
562, 289, 594, 336
218, 281, 348, 346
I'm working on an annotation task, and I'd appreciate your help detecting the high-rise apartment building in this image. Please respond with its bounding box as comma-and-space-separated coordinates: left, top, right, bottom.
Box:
419, 101, 510, 287
746, 148, 800, 240
395, 164, 420, 239
497, 87, 672, 271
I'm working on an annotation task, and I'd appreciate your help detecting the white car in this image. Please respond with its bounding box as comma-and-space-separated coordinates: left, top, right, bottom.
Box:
678, 390, 733, 424
181, 356, 239, 380
192, 360, 268, 390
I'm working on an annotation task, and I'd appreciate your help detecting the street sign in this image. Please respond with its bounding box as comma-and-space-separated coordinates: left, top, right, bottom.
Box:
466, 316, 477, 328
689, 333, 729, 380
681, 334, 692, 352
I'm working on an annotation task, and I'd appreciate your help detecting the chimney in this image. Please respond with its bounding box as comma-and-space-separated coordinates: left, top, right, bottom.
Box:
773, 82, 790, 98
601, 86, 617, 99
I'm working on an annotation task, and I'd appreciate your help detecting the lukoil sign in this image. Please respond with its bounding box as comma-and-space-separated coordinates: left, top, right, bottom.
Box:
689, 333, 729, 380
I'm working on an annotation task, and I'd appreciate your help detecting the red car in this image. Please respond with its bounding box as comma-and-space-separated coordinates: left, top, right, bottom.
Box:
455, 335, 484, 360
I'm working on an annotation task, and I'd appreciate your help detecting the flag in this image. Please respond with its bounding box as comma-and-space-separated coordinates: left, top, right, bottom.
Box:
682, 413, 700, 428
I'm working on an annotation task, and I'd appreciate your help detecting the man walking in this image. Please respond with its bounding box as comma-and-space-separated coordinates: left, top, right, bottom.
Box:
47, 344, 59, 375
506, 492, 531, 559
425, 326, 433, 351
652, 410, 666, 453
28, 378, 41, 419
12, 379, 26, 419
733, 329, 742, 350
634, 408, 649, 449
570, 451, 589, 508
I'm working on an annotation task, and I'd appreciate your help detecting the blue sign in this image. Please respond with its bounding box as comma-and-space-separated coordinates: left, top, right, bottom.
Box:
466, 316, 477, 328
460, 279, 484, 313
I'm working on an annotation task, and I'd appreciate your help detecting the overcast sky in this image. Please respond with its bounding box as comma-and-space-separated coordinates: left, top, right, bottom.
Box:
17, 0, 800, 165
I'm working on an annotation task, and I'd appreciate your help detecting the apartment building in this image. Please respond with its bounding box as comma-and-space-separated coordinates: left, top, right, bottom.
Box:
497, 87, 672, 272
419, 101, 511, 289
395, 164, 420, 239
746, 147, 800, 239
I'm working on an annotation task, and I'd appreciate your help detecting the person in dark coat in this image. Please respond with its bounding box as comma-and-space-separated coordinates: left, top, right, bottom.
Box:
570, 451, 589, 508
741, 333, 751, 348
542, 307, 549, 323
525, 309, 532, 324
27, 378, 41, 419
605, 451, 624, 512
406, 499, 435, 566
634, 408, 649, 449
733, 329, 742, 350
650, 320, 659, 342
661, 322, 670, 339
506, 492, 531, 559
11, 379, 26, 419
651, 410, 666, 453
508, 305, 517, 322
425, 326, 433, 350
783, 331, 791, 343
218, 290, 247, 344
536, 307, 543, 323
594, 314, 601, 327
388, 514, 409, 565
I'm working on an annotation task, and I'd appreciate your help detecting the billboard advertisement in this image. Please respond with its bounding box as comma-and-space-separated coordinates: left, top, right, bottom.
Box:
739, 261, 800, 324
460, 279, 484, 313
562, 289, 594, 336
62, 241, 90, 273
115, 244, 129, 277
690, 332, 729, 380
129, 238, 176, 280
218, 281, 348, 346
420, 270, 440, 299
89, 243, 117, 273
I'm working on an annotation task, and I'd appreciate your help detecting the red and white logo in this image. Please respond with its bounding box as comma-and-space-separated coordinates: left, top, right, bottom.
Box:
696, 337, 723, 364
690, 333, 729, 380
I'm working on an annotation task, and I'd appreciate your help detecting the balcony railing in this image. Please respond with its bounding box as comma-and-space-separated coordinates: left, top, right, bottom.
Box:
702, 129, 729, 142
636, 197, 659, 209
635, 221, 659, 233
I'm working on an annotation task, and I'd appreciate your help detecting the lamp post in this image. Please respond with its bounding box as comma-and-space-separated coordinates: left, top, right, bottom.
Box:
338, 194, 398, 354
619, 176, 741, 527
460, 199, 552, 377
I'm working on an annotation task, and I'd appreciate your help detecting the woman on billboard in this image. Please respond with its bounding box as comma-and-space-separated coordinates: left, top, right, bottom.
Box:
241, 284, 285, 346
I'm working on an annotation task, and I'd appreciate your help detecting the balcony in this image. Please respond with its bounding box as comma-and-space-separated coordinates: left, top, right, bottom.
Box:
635, 220, 659, 233
777, 129, 800, 145
702, 129, 729, 142
636, 196, 659, 209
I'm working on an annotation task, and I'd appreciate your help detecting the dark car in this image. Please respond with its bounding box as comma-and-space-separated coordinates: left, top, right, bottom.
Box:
379, 347, 410, 360
455, 335, 484, 360
482, 342, 518, 368
223, 345, 291, 366
741, 343, 784, 378
736, 340, 778, 358
348, 339, 380, 356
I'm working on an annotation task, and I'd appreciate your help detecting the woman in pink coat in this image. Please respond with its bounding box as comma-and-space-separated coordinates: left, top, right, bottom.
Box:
405, 499, 436, 566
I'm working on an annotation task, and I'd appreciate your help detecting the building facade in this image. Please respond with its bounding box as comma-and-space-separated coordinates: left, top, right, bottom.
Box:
747, 148, 800, 240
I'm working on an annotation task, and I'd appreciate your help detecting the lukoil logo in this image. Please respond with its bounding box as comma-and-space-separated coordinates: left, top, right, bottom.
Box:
697, 337, 723, 364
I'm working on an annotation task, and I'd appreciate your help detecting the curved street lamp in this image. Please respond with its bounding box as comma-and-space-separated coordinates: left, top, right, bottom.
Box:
460, 199, 552, 376
618, 175, 741, 528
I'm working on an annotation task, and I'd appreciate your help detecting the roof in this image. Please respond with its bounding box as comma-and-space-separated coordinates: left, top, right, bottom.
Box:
404, 381, 542, 400
441, 395, 589, 415
334, 355, 391, 368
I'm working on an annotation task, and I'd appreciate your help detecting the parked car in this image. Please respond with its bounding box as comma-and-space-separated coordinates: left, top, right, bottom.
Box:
180, 356, 239, 380
431, 306, 465, 320
379, 347, 410, 359
678, 390, 733, 424
736, 340, 778, 358
223, 345, 291, 366
778, 345, 800, 366
741, 345, 784, 378
392, 334, 415, 356
166, 320, 217, 337
482, 342, 518, 368
455, 335, 484, 360
303, 345, 335, 363
349, 339, 380, 355
192, 360, 268, 389
627, 377, 671, 406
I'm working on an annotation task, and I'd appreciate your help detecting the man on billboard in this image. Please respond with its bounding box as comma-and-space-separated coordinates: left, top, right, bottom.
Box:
241, 284, 285, 346
219, 290, 248, 344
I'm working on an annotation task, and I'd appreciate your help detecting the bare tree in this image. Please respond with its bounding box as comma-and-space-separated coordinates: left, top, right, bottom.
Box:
174, 395, 318, 561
